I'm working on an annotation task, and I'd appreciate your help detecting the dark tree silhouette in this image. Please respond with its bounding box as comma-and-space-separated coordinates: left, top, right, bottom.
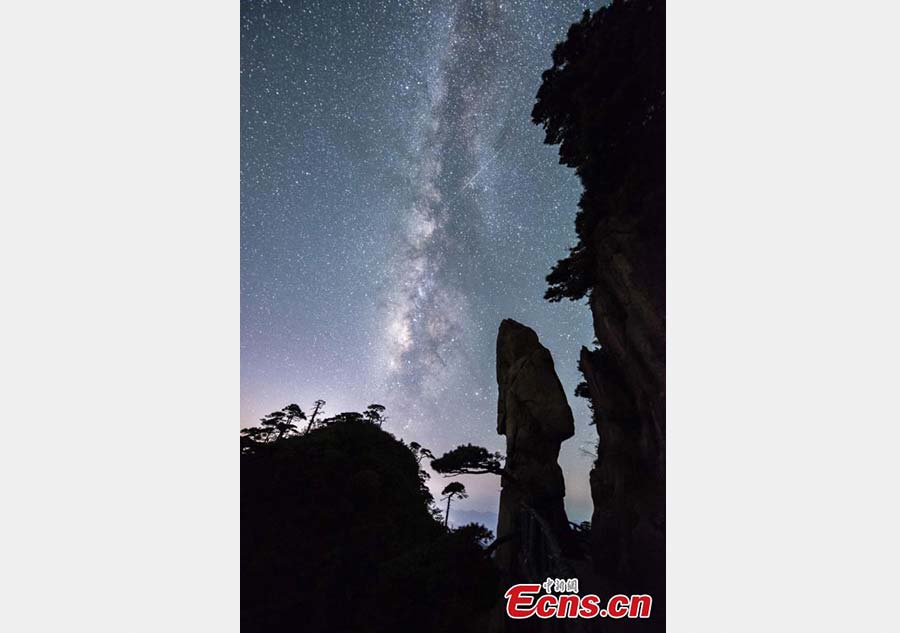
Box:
239, 425, 268, 453
279, 404, 306, 440
364, 403, 387, 427
408, 441, 435, 465
532, 0, 665, 303
431, 444, 505, 477
440, 481, 468, 528
453, 522, 493, 548
321, 405, 391, 428
408, 442, 435, 489
240, 403, 306, 451
322, 411, 365, 425
304, 399, 325, 434
259, 410, 287, 442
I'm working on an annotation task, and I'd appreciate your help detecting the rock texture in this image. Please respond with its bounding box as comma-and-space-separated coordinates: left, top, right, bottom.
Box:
494, 319, 574, 576
580, 215, 666, 606
528, 1, 666, 624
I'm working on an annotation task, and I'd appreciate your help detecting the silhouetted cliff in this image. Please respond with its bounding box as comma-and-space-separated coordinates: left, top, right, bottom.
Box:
533, 0, 665, 629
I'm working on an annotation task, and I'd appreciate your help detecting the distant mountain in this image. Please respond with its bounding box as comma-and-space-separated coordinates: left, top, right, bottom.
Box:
448, 509, 498, 531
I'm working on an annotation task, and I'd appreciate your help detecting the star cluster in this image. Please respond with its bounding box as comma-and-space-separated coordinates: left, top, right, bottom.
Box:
242, 0, 599, 521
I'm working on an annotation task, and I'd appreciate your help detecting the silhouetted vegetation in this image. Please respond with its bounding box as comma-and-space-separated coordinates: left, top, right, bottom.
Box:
363, 403, 387, 426
532, 0, 665, 302
241, 404, 499, 633
240, 403, 307, 451
440, 481, 468, 527
304, 398, 325, 434
409, 441, 435, 464
431, 443, 505, 477
454, 522, 494, 548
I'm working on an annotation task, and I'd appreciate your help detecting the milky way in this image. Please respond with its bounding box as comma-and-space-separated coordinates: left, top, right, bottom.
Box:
381, 2, 504, 404
242, 0, 600, 521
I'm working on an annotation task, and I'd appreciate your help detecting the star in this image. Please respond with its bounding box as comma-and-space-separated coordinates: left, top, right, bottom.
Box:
241, 0, 601, 522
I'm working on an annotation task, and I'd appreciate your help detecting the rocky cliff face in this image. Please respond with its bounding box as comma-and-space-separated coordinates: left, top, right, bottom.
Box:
494, 319, 575, 577
580, 215, 665, 604
528, 1, 665, 622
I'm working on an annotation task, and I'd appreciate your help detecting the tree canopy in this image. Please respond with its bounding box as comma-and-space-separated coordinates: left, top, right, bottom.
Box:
441, 481, 468, 499
440, 482, 469, 528
532, 0, 665, 302
363, 403, 387, 426
242, 402, 399, 454
430, 444, 504, 477
240, 403, 307, 450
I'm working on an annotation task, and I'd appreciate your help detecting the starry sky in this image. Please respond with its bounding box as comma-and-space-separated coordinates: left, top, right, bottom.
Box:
241, 0, 599, 522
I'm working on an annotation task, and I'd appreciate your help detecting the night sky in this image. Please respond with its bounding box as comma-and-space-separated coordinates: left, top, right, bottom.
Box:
241, 0, 599, 522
